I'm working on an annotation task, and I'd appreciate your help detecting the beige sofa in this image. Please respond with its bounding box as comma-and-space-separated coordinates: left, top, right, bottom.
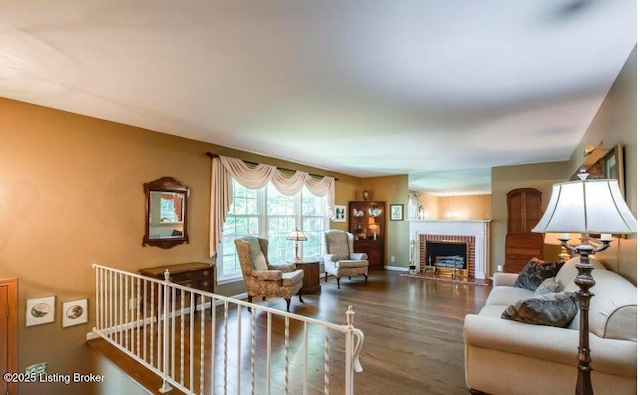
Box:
464, 257, 637, 395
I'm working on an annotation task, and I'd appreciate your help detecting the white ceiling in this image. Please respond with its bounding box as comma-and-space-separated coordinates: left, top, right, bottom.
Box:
0, 1, 636, 195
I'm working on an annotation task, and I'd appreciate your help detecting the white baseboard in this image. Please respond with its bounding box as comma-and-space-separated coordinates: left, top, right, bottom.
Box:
385, 265, 409, 272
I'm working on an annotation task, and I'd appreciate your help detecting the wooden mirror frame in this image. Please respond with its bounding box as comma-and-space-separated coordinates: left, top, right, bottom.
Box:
142, 176, 190, 249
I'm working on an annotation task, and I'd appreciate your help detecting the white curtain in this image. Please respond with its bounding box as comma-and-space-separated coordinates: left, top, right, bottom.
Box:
209, 155, 335, 257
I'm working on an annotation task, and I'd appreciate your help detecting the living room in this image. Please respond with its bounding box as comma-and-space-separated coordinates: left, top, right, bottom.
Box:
0, 3, 637, 395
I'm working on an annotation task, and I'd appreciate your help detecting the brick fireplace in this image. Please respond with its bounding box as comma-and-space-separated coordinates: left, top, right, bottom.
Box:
409, 220, 490, 280
420, 234, 475, 278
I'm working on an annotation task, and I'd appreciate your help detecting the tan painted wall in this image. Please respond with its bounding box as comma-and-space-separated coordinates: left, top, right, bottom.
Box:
361, 175, 410, 268
566, 46, 637, 283
415, 193, 491, 220
0, 98, 360, 394
491, 161, 571, 274
416, 193, 440, 219
490, 47, 637, 282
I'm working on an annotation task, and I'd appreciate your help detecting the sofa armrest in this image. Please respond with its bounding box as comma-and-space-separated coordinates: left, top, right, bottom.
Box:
464, 314, 637, 377
251, 270, 282, 281
493, 272, 518, 287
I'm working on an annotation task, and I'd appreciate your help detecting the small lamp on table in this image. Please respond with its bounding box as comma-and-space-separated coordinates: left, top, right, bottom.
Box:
287, 229, 307, 263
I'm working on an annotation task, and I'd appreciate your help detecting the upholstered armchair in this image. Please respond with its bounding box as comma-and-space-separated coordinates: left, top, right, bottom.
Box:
323, 230, 369, 289
234, 236, 304, 312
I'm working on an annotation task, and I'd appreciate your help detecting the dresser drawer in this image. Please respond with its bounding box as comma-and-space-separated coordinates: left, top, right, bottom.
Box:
170, 268, 212, 283
178, 278, 214, 293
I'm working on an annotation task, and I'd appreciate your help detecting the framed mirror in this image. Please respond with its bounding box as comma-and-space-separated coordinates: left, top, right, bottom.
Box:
142, 176, 189, 249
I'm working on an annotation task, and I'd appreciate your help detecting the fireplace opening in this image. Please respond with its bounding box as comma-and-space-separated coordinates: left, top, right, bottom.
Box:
425, 240, 468, 273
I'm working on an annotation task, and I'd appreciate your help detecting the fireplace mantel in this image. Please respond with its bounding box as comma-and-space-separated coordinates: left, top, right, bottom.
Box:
409, 220, 491, 279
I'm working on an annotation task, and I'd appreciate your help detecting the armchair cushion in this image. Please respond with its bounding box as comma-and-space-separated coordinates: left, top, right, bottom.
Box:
326, 231, 350, 261
246, 237, 269, 271
281, 270, 304, 287
335, 260, 369, 269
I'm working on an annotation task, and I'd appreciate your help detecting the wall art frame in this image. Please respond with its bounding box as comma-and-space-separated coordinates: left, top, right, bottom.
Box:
390, 204, 404, 221
26, 296, 56, 327
62, 298, 88, 328
334, 205, 346, 222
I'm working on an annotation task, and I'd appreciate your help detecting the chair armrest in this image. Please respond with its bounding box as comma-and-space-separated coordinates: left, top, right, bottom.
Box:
324, 254, 335, 264
268, 263, 296, 272
350, 252, 368, 260
251, 270, 282, 281
493, 272, 518, 287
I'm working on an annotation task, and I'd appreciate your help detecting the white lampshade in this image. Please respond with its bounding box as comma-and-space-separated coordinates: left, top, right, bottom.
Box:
532, 179, 637, 234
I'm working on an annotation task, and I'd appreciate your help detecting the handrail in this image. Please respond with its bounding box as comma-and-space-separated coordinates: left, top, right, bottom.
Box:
92, 263, 364, 394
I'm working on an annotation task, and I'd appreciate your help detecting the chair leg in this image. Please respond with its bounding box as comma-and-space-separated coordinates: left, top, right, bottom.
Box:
298, 290, 304, 303
247, 295, 253, 312
348, 276, 351, 280
336, 277, 341, 289
364, 274, 368, 282
285, 297, 291, 312
325, 272, 328, 282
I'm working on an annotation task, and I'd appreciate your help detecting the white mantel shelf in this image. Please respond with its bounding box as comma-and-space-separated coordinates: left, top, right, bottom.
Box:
409, 219, 491, 279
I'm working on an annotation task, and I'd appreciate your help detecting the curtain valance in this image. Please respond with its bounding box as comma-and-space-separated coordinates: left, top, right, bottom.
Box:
209, 155, 335, 256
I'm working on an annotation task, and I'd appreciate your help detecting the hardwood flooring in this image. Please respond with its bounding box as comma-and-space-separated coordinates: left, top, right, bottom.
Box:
88, 270, 491, 395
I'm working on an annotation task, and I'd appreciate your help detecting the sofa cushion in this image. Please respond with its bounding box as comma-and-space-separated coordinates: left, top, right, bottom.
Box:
534, 278, 561, 296
485, 286, 534, 307
502, 292, 578, 328
514, 259, 564, 291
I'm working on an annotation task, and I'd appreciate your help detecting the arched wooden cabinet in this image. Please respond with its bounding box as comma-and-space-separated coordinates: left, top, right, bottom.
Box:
504, 188, 544, 273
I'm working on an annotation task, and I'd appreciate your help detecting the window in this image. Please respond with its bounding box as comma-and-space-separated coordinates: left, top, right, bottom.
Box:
217, 179, 328, 284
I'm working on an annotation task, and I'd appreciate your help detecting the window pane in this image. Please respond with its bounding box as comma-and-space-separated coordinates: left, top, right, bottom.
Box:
218, 180, 328, 284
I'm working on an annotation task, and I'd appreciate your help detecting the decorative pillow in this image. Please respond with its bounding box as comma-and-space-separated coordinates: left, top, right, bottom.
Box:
501, 292, 578, 328
246, 237, 269, 271
514, 259, 564, 291
534, 278, 561, 296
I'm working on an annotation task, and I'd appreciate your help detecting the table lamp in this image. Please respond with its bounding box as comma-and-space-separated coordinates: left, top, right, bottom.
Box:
532, 170, 636, 395
287, 229, 307, 262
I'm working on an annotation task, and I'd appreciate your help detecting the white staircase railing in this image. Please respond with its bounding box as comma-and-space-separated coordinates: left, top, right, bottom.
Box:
92, 264, 364, 394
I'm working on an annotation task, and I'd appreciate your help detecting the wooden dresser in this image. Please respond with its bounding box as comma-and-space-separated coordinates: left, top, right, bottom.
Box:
139, 262, 214, 294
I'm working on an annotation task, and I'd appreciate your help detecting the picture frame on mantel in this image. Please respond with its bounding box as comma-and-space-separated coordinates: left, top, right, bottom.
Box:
390, 204, 404, 221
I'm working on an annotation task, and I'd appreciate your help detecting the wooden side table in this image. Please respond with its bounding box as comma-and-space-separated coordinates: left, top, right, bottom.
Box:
292, 259, 321, 294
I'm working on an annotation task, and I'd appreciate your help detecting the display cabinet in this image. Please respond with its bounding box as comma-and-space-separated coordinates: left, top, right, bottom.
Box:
348, 201, 385, 270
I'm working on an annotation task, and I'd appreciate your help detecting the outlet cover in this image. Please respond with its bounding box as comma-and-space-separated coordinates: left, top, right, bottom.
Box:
26, 362, 46, 375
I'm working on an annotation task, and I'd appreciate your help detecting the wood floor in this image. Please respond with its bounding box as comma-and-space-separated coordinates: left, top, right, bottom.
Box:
88, 270, 491, 395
